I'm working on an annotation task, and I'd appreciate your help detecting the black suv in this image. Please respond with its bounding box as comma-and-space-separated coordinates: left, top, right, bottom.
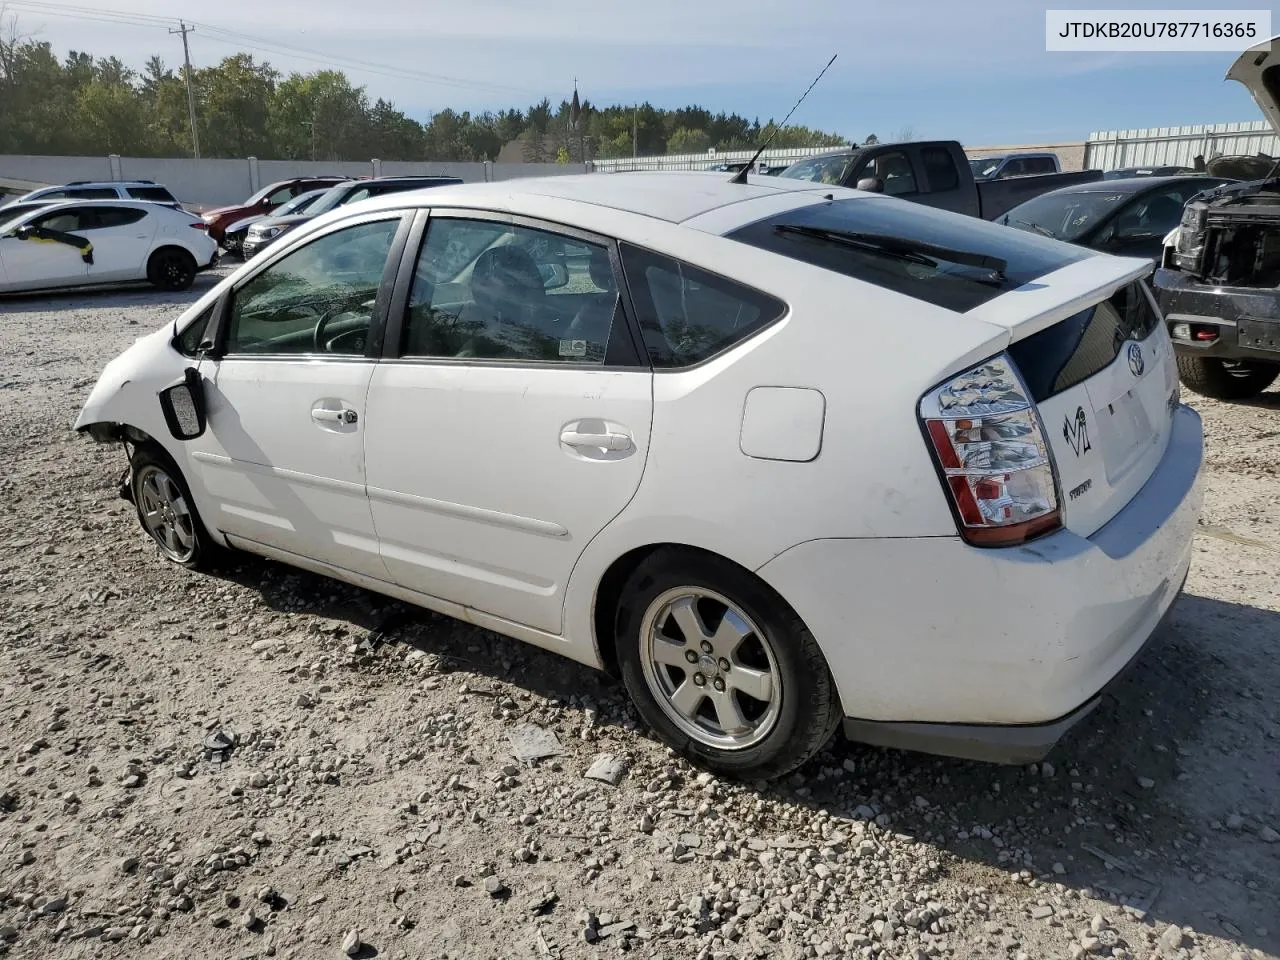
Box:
242, 176, 463, 258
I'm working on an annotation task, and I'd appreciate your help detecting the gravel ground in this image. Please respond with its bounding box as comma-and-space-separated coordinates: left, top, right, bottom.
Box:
1, 274, 1277, 960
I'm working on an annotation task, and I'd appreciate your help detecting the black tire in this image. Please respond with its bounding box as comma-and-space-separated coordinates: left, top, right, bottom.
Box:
614, 548, 842, 781
147, 247, 197, 292
129, 445, 219, 571
1176, 354, 1280, 401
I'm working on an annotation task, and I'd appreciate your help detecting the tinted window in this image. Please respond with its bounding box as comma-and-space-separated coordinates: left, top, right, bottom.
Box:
1000, 159, 1029, 178
921, 147, 959, 191
1009, 281, 1160, 402
620, 243, 786, 368
1024, 157, 1057, 174
225, 218, 399, 356
851, 151, 917, 195
127, 186, 178, 203
403, 219, 619, 363
727, 196, 1090, 313
85, 207, 148, 229
1113, 186, 1191, 238
64, 187, 119, 199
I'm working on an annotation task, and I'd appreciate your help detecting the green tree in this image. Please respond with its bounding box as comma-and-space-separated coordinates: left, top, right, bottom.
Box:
666, 127, 711, 155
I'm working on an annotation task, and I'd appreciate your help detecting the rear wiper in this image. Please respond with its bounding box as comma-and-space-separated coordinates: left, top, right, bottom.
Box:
774, 224, 1008, 281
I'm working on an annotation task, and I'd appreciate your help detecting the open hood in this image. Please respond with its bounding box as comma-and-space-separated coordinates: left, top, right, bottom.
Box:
1226, 35, 1280, 135
1205, 154, 1277, 179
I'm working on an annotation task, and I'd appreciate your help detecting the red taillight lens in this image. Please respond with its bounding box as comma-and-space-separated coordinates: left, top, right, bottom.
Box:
190, 222, 207, 231
919, 355, 1061, 547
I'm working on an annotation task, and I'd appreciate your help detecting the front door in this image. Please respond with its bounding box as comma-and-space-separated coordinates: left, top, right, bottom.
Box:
364, 212, 653, 634
0, 207, 92, 291
188, 213, 407, 577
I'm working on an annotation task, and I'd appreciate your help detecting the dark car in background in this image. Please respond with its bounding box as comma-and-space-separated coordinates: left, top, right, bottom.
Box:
1103, 165, 1196, 179
778, 140, 1104, 222
242, 175, 463, 258
201, 176, 351, 247
221, 187, 332, 259
998, 174, 1234, 262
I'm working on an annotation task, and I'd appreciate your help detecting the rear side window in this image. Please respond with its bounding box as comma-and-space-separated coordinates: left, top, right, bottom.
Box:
921, 147, 959, 191
85, 207, 148, 229
1025, 157, 1057, 174
127, 186, 177, 203
65, 187, 119, 199
619, 243, 786, 368
727, 197, 1091, 313
1009, 281, 1161, 402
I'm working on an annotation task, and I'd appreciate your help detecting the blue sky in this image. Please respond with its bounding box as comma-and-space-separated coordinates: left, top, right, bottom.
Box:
7, 0, 1270, 144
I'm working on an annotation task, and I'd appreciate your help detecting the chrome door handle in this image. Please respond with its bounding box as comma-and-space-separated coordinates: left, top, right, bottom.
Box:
312, 407, 358, 424
560, 428, 630, 451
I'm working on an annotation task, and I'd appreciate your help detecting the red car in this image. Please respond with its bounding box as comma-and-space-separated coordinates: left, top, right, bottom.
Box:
201, 177, 350, 247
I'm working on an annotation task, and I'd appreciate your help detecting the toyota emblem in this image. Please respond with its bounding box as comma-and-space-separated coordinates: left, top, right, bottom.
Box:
1127, 342, 1145, 377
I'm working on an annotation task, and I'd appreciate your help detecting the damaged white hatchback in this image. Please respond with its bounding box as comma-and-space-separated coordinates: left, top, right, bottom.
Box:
76, 172, 1204, 780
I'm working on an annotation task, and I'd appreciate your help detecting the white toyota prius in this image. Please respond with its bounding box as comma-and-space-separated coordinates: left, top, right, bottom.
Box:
75, 172, 1203, 779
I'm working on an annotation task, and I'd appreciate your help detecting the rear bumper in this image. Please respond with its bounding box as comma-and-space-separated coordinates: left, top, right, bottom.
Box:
756, 404, 1204, 764
1153, 267, 1280, 362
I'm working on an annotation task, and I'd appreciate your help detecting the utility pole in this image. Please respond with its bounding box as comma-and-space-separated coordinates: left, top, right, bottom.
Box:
632, 105, 637, 159
170, 21, 200, 160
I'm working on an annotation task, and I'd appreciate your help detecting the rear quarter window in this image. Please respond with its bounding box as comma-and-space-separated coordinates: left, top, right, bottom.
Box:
619, 243, 787, 368
727, 197, 1091, 313
127, 186, 177, 202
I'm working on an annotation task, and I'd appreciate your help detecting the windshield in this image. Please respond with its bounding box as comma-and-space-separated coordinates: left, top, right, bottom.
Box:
0, 203, 47, 229
969, 158, 1003, 180
279, 190, 328, 215
300, 183, 357, 216
777, 154, 852, 184
1000, 190, 1129, 241
728, 195, 1090, 313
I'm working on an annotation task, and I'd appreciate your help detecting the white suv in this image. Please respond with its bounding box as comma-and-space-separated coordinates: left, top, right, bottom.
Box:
15, 180, 182, 208
74, 173, 1203, 780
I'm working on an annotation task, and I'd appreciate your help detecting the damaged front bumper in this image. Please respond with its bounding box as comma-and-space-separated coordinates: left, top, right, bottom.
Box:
1153, 267, 1280, 362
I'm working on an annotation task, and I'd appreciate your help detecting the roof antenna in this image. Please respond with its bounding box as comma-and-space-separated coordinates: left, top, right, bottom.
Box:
730, 53, 837, 184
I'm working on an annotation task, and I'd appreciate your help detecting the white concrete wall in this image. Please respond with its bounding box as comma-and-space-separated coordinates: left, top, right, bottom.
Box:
0, 155, 592, 207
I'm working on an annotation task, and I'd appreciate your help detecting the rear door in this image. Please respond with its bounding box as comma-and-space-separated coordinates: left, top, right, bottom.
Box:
82, 206, 158, 281
363, 210, 653, 634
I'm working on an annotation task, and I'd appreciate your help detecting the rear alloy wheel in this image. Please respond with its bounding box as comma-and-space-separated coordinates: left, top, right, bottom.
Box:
130, 447, 216, 570
147, 247, 197, 291
615, 549, 841, 781
1176, 355, 1280, 400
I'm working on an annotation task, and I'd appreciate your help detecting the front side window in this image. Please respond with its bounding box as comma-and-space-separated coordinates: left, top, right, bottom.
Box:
225, 217, 400, 356
619, 244, 786, 368
402, 218, 619, 363
264, 185, 295, 205
852, 151, 917, 195
32, 208, 91, 233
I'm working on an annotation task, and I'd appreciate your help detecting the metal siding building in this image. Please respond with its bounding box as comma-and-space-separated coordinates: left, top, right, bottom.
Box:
1085, 120, 1279, 170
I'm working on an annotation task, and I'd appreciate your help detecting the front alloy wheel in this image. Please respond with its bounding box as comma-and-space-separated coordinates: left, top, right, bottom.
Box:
129, 447, 217, 570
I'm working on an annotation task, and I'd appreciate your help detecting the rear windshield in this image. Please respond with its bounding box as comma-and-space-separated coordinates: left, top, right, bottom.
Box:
127, 186, 178, 202
727, 196, 1091, 313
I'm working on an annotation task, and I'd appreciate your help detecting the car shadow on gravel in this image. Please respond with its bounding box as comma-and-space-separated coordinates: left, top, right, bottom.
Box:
0, 272, 227, 314
195, 549, 1280, 955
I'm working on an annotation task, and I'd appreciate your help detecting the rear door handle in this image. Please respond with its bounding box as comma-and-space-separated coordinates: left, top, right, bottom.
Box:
560, 428, 630, 451
312, 407, 358, 424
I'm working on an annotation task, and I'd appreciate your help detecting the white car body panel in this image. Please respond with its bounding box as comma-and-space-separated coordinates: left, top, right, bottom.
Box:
75, 172, 1205, 757
0, 200, 216, 293
1226, 34, 1280, 135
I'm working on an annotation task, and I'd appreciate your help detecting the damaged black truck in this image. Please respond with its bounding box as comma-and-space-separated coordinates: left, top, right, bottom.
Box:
1153, 35, 1280, 400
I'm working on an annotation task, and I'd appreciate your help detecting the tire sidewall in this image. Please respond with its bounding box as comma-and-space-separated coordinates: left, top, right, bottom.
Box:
148, 249, 196, 291
130, 447, 210, 569
615, 554, 835, 779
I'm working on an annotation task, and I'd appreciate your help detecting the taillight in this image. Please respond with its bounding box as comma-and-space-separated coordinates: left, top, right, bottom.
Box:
190, 222, 207, 231
919, 354, 1061, 547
